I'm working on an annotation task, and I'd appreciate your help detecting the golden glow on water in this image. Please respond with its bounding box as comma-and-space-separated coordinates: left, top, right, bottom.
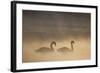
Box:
22, 37, 90, 63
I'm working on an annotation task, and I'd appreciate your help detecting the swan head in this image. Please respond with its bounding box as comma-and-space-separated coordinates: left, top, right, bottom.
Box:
71, 40, 75, 44
51, 41, 56, 46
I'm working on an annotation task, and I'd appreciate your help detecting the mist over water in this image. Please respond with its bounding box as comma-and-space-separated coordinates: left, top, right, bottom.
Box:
22, 10, 91, 63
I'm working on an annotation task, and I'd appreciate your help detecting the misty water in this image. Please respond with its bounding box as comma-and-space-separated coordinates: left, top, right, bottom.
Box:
22, 10, 91, 63
22, 32, 90, 63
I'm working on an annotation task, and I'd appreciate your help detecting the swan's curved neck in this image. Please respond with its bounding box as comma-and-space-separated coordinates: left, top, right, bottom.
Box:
50, 41, 56, 50
71, 42, 74, 51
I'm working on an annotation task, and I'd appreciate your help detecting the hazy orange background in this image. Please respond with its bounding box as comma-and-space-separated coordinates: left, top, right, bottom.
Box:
22, 10, 91, 63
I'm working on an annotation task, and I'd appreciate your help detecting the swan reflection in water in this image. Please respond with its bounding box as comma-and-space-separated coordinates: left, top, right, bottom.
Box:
35, 41, 56, 53
57, 41, 75, 52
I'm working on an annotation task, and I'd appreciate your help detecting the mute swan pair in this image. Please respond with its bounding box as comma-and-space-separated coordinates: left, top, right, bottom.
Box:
36, 41, 75, 52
